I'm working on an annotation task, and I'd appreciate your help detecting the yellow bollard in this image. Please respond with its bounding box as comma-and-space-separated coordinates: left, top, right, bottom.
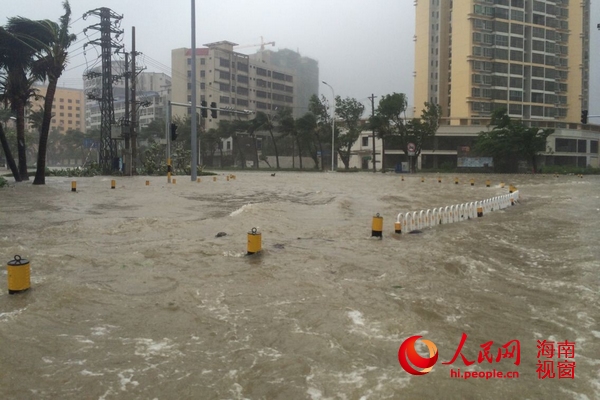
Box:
510, 197, 515, 206
146, 180, 150, 186
247, 227, 262, 255
470, 178, 475, 186
213, 177, 217, 182
438, 177, 442, 183
197, 178, 201, 183
71, 181, 77, 192
401, 176, 404, 181
173, 178, 177, 184
500, 182, 505, 188
394, 221, 402, 234
477, 206, 483, 217
454, 177, 459, 185
111, 179, 116, 189
167, 158, 172, 184
509, 185, 516, 193
371, 213, 383, 238
421, 177, 424, 183
7, 255, 30, 294
486, 180, 490, 187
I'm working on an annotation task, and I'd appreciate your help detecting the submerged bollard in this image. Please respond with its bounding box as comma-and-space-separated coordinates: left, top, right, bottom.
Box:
394, 221, 402, 234
146, 180, 150, 186
421, 177, 425, 183
371, 213, 383, 238
509, 185, 516, 193
500, 182, 505, 188
247, 227, 262, 255
172, 178, 177, 184
486, 180, 490, 187
477, 205, 484, 217
401, 176, 404, 182
111, 179, 116, 189
470, 178, 475, 186
197, 178, 201, 183
7, 255, 30, 294
71, 181, 77, 192
213, 177, 217, 182
438, 177, 442, 183
454, 177, 459, 185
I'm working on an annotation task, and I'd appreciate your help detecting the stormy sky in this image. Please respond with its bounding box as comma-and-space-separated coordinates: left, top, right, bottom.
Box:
2, 0, 600, 118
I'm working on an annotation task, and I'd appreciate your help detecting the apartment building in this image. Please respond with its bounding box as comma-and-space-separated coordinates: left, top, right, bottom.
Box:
414, 0, 590, 122
29, 86, 85, 133
171, 41, 319, 132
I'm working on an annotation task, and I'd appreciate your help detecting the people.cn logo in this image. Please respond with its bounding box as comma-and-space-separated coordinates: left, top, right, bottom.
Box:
398, 335, 439, 375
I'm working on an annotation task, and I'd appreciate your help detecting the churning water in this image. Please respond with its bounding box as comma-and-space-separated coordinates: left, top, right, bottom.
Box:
0, 172, 598, 399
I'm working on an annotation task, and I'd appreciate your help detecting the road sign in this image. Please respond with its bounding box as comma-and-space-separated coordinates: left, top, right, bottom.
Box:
407, 142, 416, 156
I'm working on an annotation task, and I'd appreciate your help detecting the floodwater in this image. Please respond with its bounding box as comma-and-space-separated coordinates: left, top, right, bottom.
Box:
0, 171, 598, 400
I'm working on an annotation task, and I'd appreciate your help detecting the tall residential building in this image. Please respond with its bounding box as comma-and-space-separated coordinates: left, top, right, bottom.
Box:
171, 41, 319, 131
28, 86, 85, 133
414, 0, 590, 123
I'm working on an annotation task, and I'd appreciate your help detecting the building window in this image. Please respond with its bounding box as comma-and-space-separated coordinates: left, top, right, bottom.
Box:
362, 136, 369, 146
68, 99, 72, 103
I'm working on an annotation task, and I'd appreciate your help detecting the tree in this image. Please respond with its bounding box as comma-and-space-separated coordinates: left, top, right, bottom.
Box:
296, 112, 319, 169
308, 94, 330, 170
371, 93, 408, 171
474, 108, 552, 173
0, 21, 47, 180
0, 108, 20, 181
29, 1, 77, 184
335, 96, 364, 169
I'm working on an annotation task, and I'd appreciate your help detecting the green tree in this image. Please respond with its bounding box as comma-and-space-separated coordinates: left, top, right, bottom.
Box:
296, 112, 319, 169
474, 108, 552, 173
308, 94, 331, 170
371, 93, 408, 171
335, 96, 364, 169
30, 1, 77, 184
0, 108, 20, 180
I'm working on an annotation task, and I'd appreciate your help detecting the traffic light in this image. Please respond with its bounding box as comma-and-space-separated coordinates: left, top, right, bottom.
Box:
581, 109, 588, 124
201, 100, 207, 118
210, 102, 218, 118
170, 123, 178, 141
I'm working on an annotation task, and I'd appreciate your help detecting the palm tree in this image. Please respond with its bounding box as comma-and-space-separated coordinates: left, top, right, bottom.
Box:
28, 1, 76, 185
0, 23, 46, 180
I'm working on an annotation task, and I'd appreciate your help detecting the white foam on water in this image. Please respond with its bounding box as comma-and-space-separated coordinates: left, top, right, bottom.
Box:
91, 325, 118, 336
348, 310, 365, 326
118, 369, 139, 391
0, 307, 28, 321
307, 387, 325, 400
230, 203, 253, 217
591, 331, 600, 339
80, 369, 104, 377
558, 387, 590, 400
125, 337, 183, 359
223, 251, 245, 258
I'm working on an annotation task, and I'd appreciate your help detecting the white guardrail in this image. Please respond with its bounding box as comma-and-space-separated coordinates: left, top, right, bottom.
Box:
395, 190, 520, 233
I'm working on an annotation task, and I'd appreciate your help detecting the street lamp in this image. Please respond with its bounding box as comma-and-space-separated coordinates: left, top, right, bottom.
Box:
322, 80, 335, 171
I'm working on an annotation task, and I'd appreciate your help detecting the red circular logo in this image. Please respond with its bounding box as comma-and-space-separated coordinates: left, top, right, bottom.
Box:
398, 335, 438, 375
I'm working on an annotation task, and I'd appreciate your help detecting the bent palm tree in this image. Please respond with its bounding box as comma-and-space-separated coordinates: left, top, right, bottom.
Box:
28, 1, 76, 185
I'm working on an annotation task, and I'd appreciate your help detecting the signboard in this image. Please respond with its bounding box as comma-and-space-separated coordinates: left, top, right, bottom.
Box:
407, 142, 416, 156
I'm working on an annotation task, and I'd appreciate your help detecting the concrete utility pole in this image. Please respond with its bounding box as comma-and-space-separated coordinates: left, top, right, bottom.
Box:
368, 94, 377, 172
123, 52, 131, 176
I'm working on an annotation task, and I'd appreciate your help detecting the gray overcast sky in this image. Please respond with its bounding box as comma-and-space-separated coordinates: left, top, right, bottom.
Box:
2, 0, 599, 116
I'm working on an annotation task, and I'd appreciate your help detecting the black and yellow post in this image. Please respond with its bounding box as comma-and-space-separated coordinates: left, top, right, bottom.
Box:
172, 178, 177, 184
394, 221, 402, 234
7, 255, 30, 294
470, 178, 475, 186
167, 158, 172, 184
247, 227, 262, 255
401, 176, 404, 181
146, 180, 150, 186
371, 213, 383, 238
197, 178, 201, 183
438, 177, 442, 183
454, 177, 459, 185
111, 179, 116, 189
71, 181, 76, 192
213, 177, 217, 182
421, 177, 425, 183
477, 205, 484, 217
500, 182, 505, 188
486, 180, 491, 187
509, 185, 516, 193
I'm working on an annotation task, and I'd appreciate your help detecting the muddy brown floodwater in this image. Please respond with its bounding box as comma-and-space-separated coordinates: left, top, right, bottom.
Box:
0, 172, 598, 400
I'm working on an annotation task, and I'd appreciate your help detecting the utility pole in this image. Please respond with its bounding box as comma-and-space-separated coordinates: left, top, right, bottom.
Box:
368, 94, 377, 172
123, 51, 131, 176
83, 8, 123, 173
130, 27, 137, 174
190, 0, 199, 181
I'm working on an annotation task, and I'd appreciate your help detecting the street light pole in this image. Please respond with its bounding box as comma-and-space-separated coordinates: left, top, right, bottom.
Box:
190, 0, 198, 181
322, 81, 335, 171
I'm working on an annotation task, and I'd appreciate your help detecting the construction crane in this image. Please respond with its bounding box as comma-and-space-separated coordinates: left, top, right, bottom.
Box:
235, 36, 275, 52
